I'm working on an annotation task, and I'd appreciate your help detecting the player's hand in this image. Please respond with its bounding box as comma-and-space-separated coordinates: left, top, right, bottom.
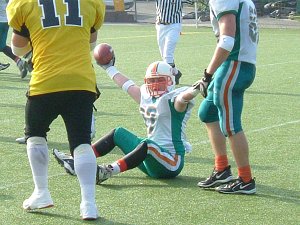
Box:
196, 70, 213, 98
99, 54, 115, 70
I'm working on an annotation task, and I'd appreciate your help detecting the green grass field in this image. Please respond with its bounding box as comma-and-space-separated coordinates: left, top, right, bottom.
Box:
0, 24, 299, 225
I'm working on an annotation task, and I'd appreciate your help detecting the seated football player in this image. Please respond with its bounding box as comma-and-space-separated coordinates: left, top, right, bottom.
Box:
53, 49, 203, 184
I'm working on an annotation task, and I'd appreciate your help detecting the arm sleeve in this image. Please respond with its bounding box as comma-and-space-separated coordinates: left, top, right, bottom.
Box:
6, 0, 24, 32
93, 0, 106, 31
210, 0, 239, 20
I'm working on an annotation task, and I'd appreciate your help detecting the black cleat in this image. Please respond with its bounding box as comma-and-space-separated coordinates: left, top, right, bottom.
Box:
198, 166, 234, 188
17, 59, 28, 78
96, 165, 113, 185
216, 177, 256, 194
0, 63, 10, 71
175, 70, 182, 85
52, 148, 76, 175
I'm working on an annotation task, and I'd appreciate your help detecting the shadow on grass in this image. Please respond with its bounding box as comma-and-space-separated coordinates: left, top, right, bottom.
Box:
0, 136, 70, 150
255, 184, 300, 205
0, 102, 26, 109
99, 175, 300, 205
99, 175, 205, 190
27, 211, 132, 225
0, 73, 29, 83
0, 194, 14, 201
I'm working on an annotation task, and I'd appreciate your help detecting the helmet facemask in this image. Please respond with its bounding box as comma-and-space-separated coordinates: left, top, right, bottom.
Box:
144, 61, 175, 97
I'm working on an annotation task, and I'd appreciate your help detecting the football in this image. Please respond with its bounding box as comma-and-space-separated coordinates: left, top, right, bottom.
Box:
93, 43, 114, 65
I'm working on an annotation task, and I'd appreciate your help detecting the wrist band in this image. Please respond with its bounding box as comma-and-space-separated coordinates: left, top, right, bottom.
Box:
122, 80, 135, 92
106, 66, 119, 79
11, 42, 32, 57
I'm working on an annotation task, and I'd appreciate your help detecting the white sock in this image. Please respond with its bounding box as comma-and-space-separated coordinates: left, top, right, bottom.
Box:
74, 144, 97, 204
109, 162, 121, 175
27, 137, 49, 194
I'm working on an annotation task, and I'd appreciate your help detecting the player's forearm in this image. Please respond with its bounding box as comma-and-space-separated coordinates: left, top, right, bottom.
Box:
206, 47, 230, 74
175, 87, 199, 112
110, 71, 141, 103
90, 31, 97, 51
11, 33, 32, 57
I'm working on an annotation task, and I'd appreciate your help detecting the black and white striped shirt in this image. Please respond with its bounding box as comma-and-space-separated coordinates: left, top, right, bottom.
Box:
156, 0, 194, 24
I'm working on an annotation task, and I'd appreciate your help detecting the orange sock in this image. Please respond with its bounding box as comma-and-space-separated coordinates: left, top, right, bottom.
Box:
215, 155, 228, 172
117, 159, 128, 172
238, 165, 252, 183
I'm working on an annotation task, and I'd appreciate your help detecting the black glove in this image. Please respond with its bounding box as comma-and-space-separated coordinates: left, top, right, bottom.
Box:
198, 69, 213, 98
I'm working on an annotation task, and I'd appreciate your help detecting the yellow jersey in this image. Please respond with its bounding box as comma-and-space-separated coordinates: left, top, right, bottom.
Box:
7, 0, 105, 96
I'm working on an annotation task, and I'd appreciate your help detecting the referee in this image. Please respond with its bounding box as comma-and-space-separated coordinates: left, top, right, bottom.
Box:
156, 0, 194, 85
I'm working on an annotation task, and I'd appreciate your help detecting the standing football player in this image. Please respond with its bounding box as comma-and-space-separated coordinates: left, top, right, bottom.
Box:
155, 0, 194, 85
7, 0, 105, 220
196, 0, 259, 194
53, 56, 202, 183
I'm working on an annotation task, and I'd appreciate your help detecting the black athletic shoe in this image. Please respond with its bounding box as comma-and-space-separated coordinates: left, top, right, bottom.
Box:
197, 166, 234, 188
24, 51, 33, 72
52, 148, 76, 175
17, 59, 28, 78
175, 70, 182, 85
216, 177, 256, 195
96, 165, 113, 185
0, 63, 10, 71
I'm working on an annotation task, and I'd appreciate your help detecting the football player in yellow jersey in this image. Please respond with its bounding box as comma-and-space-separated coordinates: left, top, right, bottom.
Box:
6, 0, 105, 220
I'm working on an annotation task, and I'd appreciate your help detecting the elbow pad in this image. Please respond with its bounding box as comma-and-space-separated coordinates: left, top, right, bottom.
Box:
217, 35, 235, 52
11, 42, 32, 57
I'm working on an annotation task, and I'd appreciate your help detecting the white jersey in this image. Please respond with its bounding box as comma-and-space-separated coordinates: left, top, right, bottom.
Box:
140, 85, 194, 155
0, 0, 7, 22
209, 0, 258, 64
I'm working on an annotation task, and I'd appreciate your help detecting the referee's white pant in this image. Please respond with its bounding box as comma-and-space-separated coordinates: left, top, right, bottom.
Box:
156, 23, 182, 65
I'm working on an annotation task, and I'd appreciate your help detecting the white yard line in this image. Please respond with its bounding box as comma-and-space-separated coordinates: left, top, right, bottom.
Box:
247, 120, 300, 134
198, 120, 300, 144
257, 61, 300, 67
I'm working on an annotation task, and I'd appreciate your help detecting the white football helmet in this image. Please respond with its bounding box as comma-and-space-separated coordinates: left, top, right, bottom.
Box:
144, 61, 175, 97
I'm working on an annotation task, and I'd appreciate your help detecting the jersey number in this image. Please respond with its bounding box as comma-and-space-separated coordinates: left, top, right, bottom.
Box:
39, 0, 82, 28
249, 5, 259, 43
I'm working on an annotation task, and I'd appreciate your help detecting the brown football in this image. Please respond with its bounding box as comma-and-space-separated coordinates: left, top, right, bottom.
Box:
93, 43, 113, 65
